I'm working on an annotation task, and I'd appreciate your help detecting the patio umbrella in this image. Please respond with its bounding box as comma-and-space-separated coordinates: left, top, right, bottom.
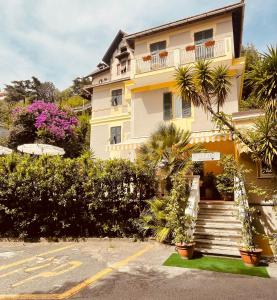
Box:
0, 145, 13, 155
17, 143, 65, 156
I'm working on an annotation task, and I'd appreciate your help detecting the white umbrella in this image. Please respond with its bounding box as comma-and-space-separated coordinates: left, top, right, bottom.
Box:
0, 146, 13, 155
17, 143, 65, 156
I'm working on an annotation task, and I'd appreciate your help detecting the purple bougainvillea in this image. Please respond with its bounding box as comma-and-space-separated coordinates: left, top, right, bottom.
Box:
13, 101, 78, 140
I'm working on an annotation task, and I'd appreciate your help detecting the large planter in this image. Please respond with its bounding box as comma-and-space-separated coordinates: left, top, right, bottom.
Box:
239, 248, 262, 267
175, 242, 195, 259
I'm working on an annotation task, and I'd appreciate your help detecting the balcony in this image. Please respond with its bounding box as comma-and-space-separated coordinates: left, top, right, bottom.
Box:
134, 38, 230, 75
180, 39, 226, 65
91, 105, 129, 118
136, 51, 174, 74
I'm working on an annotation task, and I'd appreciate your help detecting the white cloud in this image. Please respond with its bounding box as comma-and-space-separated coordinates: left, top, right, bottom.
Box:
0, 0, 276, 90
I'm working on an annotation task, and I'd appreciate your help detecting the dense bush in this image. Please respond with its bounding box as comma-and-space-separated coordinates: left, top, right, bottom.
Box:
0, 153, 155, 239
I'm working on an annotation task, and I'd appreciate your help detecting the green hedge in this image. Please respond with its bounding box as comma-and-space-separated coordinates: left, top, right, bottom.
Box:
0, 153, 155, 238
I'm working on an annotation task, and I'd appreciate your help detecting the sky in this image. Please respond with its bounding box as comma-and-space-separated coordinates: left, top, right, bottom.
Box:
0, 0, 276, 91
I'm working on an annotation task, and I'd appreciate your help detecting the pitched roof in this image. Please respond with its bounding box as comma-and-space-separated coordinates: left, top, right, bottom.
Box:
126, 1, 245, 57
102, 30, 127, 65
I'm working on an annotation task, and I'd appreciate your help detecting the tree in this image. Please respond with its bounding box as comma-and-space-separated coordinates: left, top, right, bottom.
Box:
137, 123, 199, 181
240, 44, 261, 110
4, 77, 58, 104
4, 80, 32, 104
175, 54, 276, 173
246, 46, 277, 119
72, 77, 91, 100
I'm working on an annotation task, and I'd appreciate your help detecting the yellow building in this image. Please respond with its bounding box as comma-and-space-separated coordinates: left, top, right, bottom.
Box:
84, 1, 276, 256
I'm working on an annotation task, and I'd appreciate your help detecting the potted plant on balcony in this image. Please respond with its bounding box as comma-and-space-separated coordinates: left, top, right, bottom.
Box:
159, 51, 168, 58
205, 40, 215, 47
143, 55, 151, 62
186, 45, 195, 51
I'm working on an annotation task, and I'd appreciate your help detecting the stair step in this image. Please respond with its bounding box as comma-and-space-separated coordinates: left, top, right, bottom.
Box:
199, 204, 236, 210
196, 223, 241, 230
194, 234, 241, 241
197, 214, 237, 223
198, 210, 236, 216
195, 238, 239, 247
197, 217, 240, 223
200, 201, 234, 205
195, 228, 241, 236
195, 246, 240, 256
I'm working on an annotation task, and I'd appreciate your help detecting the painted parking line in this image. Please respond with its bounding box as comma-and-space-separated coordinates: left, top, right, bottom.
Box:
0, 245, 74, 272
0, 243, 154, 300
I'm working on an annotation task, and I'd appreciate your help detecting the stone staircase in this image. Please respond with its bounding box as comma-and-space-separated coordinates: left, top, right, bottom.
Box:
194, 201, 241, 256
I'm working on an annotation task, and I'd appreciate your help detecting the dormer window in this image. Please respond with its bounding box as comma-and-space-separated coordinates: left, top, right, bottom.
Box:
111, 89, 122, 106
120, 46, 127, 53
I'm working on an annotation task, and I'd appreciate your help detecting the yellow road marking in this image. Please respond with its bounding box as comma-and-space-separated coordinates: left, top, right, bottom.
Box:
59, 244, 154, 299
25, 257, 55, 272
0, 245, 73, 272
0, 243, 154, 300
12, 261, 82, 288
0, 268, 22, 279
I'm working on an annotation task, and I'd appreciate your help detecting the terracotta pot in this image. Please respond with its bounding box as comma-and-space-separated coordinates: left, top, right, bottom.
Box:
175, 242, 195, 259
186, 45, 195, 51
159, 51, 168, 57
205, 40, 215, 47
239, 248, 262, 267
143, 55, 151, 61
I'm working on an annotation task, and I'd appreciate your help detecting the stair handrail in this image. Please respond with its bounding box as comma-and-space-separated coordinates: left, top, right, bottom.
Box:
185, 175, 200, 236
234, 174, 255, 250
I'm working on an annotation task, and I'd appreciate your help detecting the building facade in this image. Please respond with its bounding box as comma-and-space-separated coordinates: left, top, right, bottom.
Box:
84, 1, 276, 256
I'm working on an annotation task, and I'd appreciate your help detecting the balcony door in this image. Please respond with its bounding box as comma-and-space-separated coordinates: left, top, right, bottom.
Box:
150, 41, 166, 70
194, 29, 214, 60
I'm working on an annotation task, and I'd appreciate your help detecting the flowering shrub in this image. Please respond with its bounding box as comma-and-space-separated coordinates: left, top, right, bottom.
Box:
8, 101, 86, 157
13, 101, 78, 140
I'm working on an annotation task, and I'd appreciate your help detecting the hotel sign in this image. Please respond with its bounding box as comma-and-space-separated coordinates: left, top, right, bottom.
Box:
192, 152, 220, 162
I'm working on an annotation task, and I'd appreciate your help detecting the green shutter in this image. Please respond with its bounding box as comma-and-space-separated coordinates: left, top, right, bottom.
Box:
110, 126, 121, 144
182, 98, 191, 117
163, 92, 172, 121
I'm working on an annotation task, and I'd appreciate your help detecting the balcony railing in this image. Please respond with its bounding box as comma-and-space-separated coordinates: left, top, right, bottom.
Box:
134, 39, 228, 75
91, 105, 129, 118
180, 40, 226, 65
136, 51, 174, 74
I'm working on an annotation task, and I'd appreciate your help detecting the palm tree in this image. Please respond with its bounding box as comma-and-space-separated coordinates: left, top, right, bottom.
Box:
137, 123, 200, 181
175, 58, 277, 172
246, 46, 277, 119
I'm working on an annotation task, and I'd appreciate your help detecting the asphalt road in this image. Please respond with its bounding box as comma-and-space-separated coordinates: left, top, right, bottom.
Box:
0, 240, 276, 300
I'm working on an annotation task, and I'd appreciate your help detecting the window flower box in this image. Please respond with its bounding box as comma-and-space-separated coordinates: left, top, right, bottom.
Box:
205, 40, 215, 47
159, 51, 168, 58
143, 55, 151, 61
186, 45, 195, 51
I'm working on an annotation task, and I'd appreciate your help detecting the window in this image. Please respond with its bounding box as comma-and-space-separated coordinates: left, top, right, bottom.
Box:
194, 29, 213, 45
150, 41, 166, 54
175, 96, 191, 118
163, 92, 172, 121
110, 126, 121, 144
127, 59, 131, 71
120, 46, 127, 53
111, 89, 122, 106
194, 29, 214, 60
117, 64, 121, 75
257, 161, 274, 178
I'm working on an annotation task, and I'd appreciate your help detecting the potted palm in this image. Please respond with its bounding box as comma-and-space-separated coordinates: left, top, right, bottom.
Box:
167, 173, 196, 259
174, 214, 196, 259
239, 206, 262, 266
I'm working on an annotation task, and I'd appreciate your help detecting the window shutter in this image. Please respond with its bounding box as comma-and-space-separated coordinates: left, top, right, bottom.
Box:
150, 41, 166, 53
110, 126, 121, 144
174, 96, 182, 118
163, 92, 172, 121
111, 89, 122, 106
182, 98, 191, 117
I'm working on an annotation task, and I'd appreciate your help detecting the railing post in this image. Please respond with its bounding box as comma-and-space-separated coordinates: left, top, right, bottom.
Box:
173, 49, 180, 68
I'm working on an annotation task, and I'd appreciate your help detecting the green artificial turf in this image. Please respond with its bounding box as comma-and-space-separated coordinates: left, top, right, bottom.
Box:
163, 253, 269, 278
